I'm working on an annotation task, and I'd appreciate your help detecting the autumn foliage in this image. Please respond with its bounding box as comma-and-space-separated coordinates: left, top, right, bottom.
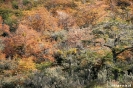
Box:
22, 7, 59, 32
1, 0, 133, 87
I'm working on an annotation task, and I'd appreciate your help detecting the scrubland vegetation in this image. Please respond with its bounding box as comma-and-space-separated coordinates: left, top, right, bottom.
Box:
0, 0, 133, 88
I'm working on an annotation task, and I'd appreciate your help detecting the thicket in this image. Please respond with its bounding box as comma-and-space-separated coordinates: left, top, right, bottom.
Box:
0, 0, 133, 88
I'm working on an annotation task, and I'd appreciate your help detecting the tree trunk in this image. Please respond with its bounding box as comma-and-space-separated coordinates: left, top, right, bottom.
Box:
112, 50, 119, 80
112, 49, 117, 62
113, 69, 118, 80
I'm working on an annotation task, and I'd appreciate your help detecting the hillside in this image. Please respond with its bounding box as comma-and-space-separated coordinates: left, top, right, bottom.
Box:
0, 0, 133, 88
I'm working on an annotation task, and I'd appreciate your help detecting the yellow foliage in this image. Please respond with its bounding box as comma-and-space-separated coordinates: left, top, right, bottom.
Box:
18, 56, 36, 73
57, 50, 64, 55
67, 48, 77, 55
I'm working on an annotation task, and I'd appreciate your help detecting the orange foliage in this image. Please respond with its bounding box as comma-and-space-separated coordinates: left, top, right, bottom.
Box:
47, 0, 72, 5
117, 50, 133, 61
0, 52, 6, 60
0, 16, 3, 23
22, 7, 59, 32
3, 24, 41, 57
16, 24, 42, 55
75, 1, 109, 27
45, 0, 74, 9
55, 10, 78, 30
3, 23, 56, 62
3, 36, 24, 58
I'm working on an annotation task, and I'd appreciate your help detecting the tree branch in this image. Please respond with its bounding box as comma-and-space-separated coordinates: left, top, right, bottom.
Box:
104, 44, 114, 50
116, 46, 133, 56
104, 44, 116, 56
104, 44, 133, 56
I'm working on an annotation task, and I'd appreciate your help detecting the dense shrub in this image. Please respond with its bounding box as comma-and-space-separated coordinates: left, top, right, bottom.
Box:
12, 0, 18, 9
45, 0, 77, 10
0, 8, 12, 20
23, 7, 59, 32
0, 0, 133, 88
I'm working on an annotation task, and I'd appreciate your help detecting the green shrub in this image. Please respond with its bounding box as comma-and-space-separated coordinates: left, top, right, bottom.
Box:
2, 82, 16, 88
13, 10, 23, 17
0, 8, 12, 20
0, 0, 4, 3
36, 62, 53, 70
4, 17, 18, 32
12, 0, 18, 9
0, 8, 22, 32
50, 30, 67, 42
23, 0, 30, 6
